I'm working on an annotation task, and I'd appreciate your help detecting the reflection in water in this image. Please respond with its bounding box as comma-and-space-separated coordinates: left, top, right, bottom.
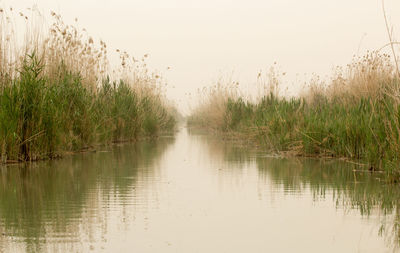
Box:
256, 157, 400, 248
0, 128, 399, 252
0, 136, 174, 252
189, 128, 400, 251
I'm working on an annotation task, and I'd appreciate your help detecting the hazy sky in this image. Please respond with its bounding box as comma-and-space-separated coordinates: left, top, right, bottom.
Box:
2, 0, 400, 112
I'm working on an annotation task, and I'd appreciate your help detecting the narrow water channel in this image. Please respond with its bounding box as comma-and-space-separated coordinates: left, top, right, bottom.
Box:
0, 127, 399, 252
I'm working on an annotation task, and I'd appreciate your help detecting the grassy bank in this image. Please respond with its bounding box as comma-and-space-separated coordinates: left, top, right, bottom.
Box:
189, 53, 400, 179
0, 9, 176, 162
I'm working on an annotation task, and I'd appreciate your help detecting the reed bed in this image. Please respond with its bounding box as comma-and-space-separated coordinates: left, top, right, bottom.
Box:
0, 8, 176, 162
188, 52, 400, 179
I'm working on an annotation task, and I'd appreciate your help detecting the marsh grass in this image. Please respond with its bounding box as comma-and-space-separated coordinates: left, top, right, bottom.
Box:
0, 8, 176, 162
188, 52, 400, 179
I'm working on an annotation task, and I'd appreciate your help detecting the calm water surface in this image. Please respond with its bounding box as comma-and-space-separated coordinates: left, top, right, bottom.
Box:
0, 127, 399, 252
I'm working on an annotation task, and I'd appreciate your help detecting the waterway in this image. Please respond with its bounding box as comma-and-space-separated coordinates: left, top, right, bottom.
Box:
0, 127, 398, 252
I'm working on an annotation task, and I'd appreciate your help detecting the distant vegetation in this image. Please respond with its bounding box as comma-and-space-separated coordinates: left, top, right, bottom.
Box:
0, 9, 176, 162
188, 52, 400, 180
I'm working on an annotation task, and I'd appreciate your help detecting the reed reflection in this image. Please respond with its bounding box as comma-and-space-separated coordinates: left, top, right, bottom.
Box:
189, 129, 400, 249
0, 136, 174, 252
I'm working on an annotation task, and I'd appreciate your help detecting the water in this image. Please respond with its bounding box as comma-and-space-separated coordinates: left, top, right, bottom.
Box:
0, 127, 399, 252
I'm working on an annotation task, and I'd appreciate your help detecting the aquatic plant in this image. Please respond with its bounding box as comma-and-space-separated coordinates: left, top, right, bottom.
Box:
188, 52, 400, 179
0, 7, 176, 162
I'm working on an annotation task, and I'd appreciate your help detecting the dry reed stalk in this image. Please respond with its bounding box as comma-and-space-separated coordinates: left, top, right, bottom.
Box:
382, 0, 400, 80
327, 52, 394, 101
0, 7, 22, 83
190, 79, 239, 129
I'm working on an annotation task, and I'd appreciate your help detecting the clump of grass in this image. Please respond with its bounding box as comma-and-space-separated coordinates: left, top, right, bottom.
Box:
189, 52, 400, 179
0, 8, 176, 162
188, 79, 239, 130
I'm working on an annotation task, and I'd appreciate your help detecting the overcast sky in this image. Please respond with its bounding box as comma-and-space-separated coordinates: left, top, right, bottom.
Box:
2, 0, 400, 113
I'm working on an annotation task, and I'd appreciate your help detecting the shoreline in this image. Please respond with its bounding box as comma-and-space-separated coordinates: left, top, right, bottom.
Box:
0, 131, 177, 166
188, 125, 394, 181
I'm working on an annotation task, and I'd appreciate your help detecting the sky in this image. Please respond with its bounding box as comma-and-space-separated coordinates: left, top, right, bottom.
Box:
2, 0, 400, 113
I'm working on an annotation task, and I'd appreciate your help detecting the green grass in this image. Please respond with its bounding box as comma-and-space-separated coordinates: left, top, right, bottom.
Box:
190, 92, 400, 179
0, 53, 176, 162
188, 51, 400, 180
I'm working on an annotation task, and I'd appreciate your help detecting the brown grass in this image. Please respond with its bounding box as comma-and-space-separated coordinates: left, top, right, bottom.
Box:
189, 78, 240, 129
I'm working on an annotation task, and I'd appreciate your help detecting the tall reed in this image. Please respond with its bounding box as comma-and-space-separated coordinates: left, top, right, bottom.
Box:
189, 52, 400, 179
0, 8, 176, 162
